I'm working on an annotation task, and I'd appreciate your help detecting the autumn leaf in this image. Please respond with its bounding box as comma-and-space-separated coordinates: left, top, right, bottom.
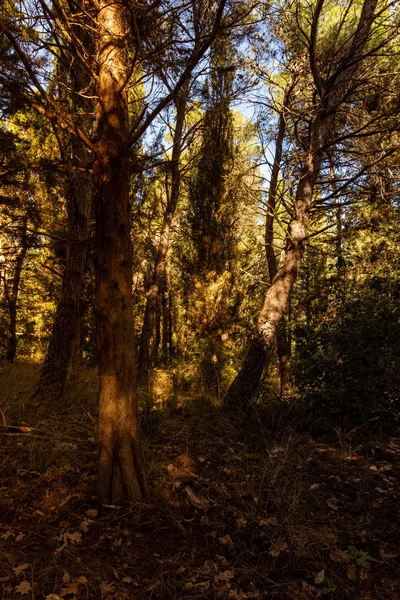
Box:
269, 538, 288, 558
100, 581, 115, 595
15, 581, 32, 595
219, 534, 234, 549
60, 581, 79, 597
66, 532, 82, 544
80, 518, 93, 532
314, 570, 325, 585
347, 564, 357, 581
13, 564, 30, 577
326, 498, 339, 510
214, 569, 235, 584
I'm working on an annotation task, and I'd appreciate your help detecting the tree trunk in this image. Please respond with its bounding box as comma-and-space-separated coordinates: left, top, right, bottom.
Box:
153, 301, 161, 364
161, 279, 168, 358
68, 306, 82, 381
168, 286, 174, 358
5, 301, 17, 362
225, 0, 378, 410
95, 0, 147, 505
4, 216, 28, 363
137, 87, 188, 388
32, 172, 92, 400
264, 84, 293, 397
224, 175, 309, 409
32, 7, 93, 401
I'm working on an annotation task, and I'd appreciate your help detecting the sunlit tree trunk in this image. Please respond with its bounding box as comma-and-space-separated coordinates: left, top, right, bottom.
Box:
137, 87, 188, 388
225, 166, 316, 408
95, 0, 147, 504
225, 0, 378, 410
264, 84, 293, 397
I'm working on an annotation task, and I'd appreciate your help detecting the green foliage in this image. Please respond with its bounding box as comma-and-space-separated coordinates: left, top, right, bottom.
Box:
294, 284, 400, 426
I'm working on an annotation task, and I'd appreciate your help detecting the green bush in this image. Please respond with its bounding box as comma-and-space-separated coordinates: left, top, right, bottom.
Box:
293, 285, 400, 427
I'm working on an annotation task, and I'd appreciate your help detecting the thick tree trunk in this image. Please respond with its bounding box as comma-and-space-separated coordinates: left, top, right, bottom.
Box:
95, 0, 147, 505
224, 213, 306, 408
137, 87, 188, 387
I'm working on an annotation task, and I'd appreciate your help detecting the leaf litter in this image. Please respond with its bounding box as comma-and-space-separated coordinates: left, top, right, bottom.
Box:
1, 399, 400, 599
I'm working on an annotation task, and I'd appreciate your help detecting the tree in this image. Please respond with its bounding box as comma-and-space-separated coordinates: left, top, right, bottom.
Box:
225, 0, 388, 409
137, 83, 190, 390
1, 0, 232, 503
261, 80, 295, 396
32, 8, 94, 402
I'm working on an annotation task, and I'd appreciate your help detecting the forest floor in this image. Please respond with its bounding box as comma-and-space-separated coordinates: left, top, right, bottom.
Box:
0, 363, 399, 600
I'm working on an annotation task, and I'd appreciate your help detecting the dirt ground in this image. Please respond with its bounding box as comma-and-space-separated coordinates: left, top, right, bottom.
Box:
0, 364, 399, 599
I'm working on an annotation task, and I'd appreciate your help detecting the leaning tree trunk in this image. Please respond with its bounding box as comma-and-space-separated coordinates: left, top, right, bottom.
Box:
137, 87, 188, 388
225, 0, 378, 410
225, 169, 315, 409
95, 0, 147, 505
264, 83, 293, 397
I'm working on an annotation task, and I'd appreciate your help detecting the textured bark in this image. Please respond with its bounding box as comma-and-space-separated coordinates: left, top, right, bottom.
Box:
264, 85, 293, 397
32, 166, 92, 400
161, 280, 168, 358
68, 307, 82, 381
4, 217, 28, 363
95, 0, 147, 505
225, 0, 378, 409
168, 286, 174, 358
153, 301, 161, 363
225, 220, 304, 409
137, 87, 188, 388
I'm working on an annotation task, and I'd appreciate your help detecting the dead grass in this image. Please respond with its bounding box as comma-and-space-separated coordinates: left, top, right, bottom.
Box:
0, 362, 399, 599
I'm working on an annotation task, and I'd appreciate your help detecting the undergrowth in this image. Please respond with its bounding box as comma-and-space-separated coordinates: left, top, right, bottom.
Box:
0, 363, 399, 599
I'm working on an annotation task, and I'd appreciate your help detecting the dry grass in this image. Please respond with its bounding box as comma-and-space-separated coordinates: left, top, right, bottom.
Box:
0, 363, 399, 599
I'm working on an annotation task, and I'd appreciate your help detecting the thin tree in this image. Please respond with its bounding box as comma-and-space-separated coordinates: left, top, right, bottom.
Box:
137, 84, 190, 390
